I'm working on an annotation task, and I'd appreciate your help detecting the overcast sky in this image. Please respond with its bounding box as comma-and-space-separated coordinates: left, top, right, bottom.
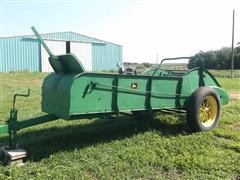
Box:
0, 0, 239, 63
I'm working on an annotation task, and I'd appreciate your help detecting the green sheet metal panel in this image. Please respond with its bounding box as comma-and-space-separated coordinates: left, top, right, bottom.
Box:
42, 73, 183, 119
181, 69, 219, 96
180, 68, 228, 106
151, 78, 181, 109
48, 54, 85, 74
70, 73, 115, 115
42, 73, 74, 119
181, 69, 203, 95
117, 77, 148, 111
41, 68, 229, 119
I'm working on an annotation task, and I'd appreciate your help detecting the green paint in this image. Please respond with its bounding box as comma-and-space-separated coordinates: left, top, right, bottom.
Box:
48, 54, 85, 74
0, 125, 8, 135
15, 114, 58, 130
41, 67, 229, 119
0, 28, 230, 150
8, 109, 18, 149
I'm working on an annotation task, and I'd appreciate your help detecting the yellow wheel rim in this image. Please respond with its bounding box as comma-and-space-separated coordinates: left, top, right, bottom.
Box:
199, 95, 218, 127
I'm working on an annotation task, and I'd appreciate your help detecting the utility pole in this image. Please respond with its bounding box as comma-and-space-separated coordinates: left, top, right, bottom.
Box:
231, 9, 235, 79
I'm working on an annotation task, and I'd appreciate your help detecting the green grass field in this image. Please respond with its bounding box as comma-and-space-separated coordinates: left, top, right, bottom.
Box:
217, 78, 240, 92
209, 70, 240, 78
0, 72, 239, 179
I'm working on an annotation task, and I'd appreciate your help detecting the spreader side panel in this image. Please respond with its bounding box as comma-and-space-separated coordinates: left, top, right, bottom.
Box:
42, 73, 74, 119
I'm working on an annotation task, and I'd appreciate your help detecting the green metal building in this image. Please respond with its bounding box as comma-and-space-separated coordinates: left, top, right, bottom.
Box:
0, 32, 122, 72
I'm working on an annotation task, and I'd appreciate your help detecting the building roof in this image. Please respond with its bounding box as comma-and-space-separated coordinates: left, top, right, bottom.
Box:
0, 31, 122, 46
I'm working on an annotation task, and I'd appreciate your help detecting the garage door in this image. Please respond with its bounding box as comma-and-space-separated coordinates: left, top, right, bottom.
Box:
70, 42, 92, 71
41, 40, 66, 72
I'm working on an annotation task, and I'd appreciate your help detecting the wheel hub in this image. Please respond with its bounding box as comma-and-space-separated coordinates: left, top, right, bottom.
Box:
199, 96, 217, 127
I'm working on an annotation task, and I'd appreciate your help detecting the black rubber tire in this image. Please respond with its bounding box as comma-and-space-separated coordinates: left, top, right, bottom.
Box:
187, 86, 221, 132
0, 151, 10, 165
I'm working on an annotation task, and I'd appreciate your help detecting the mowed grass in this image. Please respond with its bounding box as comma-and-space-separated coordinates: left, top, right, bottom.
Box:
0, 72, 239, 179
209, 69, 240, 78
217, 78, 240, 92
210, 69, 240, 92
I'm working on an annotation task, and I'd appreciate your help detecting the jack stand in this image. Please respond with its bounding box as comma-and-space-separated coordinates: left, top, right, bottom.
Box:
0, 146, 27, 166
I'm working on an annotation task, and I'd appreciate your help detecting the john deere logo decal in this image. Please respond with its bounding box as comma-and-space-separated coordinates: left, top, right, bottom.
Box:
131, 82, 138, 89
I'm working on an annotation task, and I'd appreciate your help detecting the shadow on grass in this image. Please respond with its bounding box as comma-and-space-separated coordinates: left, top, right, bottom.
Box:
0, 113, 189, 162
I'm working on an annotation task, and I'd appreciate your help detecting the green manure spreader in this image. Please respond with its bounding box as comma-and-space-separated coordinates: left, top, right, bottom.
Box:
0, 27, 229, 164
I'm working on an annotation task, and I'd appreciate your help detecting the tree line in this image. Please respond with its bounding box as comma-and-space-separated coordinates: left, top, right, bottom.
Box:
188, 46, 240, 69
124, 46, 240, 70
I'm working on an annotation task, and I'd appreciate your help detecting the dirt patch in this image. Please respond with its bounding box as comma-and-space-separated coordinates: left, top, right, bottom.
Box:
233, 123, 240, 130
230, 92, 240, 100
